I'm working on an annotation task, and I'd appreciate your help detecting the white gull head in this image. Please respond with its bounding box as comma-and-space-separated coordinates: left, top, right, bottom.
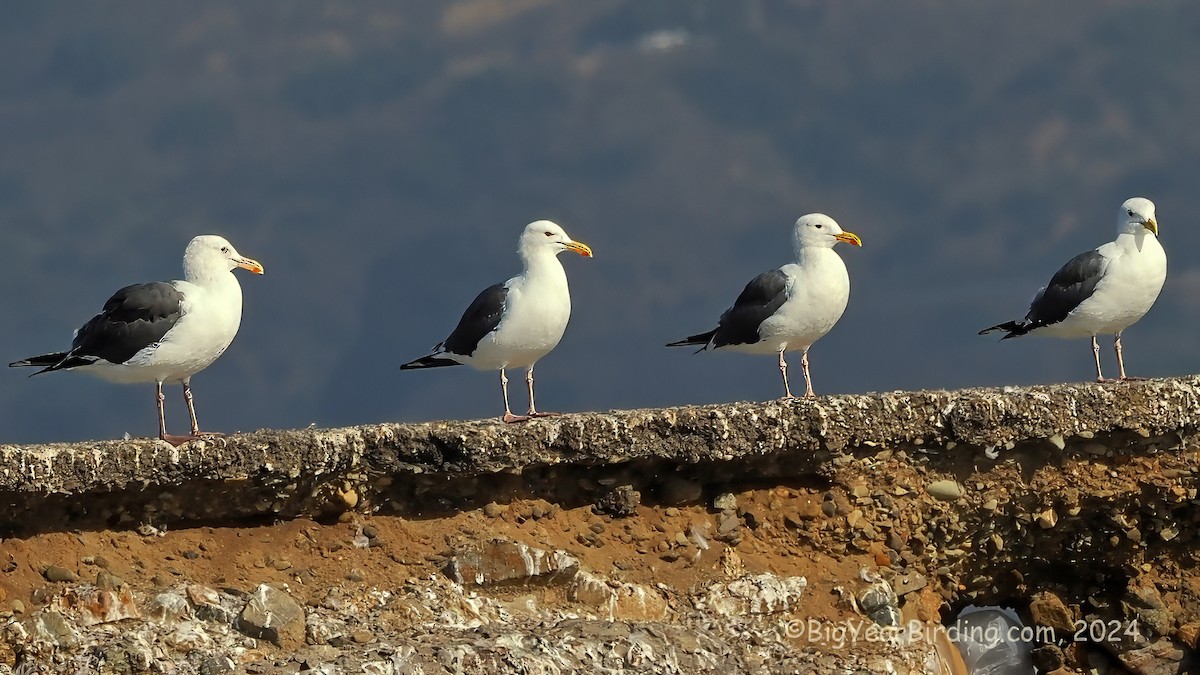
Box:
1118, 197, 1158, 237
518, 220, 593, 260
791, 213, 863, 253
183, 235, 264, 282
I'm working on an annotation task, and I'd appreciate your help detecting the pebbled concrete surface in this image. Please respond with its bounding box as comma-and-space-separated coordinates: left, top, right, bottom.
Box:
1, 376, 1198, 533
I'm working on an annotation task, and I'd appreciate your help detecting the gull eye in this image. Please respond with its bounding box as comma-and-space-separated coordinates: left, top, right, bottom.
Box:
220, 246, 230, 253
544, 231, 554, 237
1127, 210, 1135, 217
814, 223, 822, 229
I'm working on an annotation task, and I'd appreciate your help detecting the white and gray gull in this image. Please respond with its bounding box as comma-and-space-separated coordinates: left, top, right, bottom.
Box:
10, 235, 264, 445
980, 197, 1166, 382
668, 213, 863, 398
401, 220, 593, 423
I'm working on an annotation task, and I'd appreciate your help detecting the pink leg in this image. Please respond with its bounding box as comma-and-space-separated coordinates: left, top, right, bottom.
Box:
157, 382, 168, 439
156, 382, 195, 446
525, 364, 557, 418
183, 379, 201, 436
182, 379, 224, 437
1114, 333, 1146, 382
801, 349, 816, 398
501, 368, 528, 423
778, 348, 796, 400
1092, 336, 1110, 383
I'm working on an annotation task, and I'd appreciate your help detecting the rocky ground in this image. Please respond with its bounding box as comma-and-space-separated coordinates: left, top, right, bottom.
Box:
2, 380, 1200, 673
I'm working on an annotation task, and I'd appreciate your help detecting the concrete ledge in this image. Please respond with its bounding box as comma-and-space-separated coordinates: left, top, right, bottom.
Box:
2, 376, 1198, 534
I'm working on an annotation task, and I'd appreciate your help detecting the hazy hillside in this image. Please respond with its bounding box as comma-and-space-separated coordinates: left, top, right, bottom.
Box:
4, 1, 1200, 443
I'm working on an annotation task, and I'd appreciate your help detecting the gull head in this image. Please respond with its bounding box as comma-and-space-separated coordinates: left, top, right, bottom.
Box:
792, 213, 863, 250
185, 235, 264, 277
1119, 197, 1157, 237
519, 220, 593, 258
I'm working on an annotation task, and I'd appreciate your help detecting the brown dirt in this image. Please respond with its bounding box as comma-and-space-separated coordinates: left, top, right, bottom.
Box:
1, 487, 870, 623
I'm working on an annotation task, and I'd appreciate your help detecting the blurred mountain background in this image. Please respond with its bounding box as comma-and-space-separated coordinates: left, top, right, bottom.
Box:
3, 1, 1200, 443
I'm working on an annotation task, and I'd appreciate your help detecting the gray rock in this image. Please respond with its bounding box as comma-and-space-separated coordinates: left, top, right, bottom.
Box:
42, 565, 77, 583
925, 480, 963, 501
236, 584, 306, 650
712, 492, 737, 511
891, 573, 927, 597
199, 655, 237, 674
147, 591, 194, 623
188, 584, 233, 624
22, 610, 79, 648
858, 579, 901, 627
716, 512, 741, 538
96, 570, 125, 590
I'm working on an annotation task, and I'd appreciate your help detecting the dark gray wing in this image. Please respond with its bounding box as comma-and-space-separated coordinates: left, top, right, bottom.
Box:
15, 282, 185, 373
711, 269, 790, 348
440, 283, 508, 357
73, 282, 185, 364
980, 248, 1107, 338
1025, 249, 1108, 329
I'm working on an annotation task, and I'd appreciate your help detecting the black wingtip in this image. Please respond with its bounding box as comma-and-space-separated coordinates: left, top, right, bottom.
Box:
9, 352, 73, 374
979, 321, 1028, 339
10, 363, 62, 378
666, 330, 716, 350
400, 355, 462, 370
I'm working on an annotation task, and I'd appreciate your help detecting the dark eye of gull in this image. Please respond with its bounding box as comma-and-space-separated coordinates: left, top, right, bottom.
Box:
220, 246, 230, 253
1127, 210, 1134, 217
544, 231, 553, 237
814, 223, 822, 229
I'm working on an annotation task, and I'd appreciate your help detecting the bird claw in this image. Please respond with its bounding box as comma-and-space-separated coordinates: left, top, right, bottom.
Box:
159, 431, 225, 447
527, 411, 558, 418
502, 413, 530, 424
159, 433, 199, 447
1118, 376, 1149, 382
